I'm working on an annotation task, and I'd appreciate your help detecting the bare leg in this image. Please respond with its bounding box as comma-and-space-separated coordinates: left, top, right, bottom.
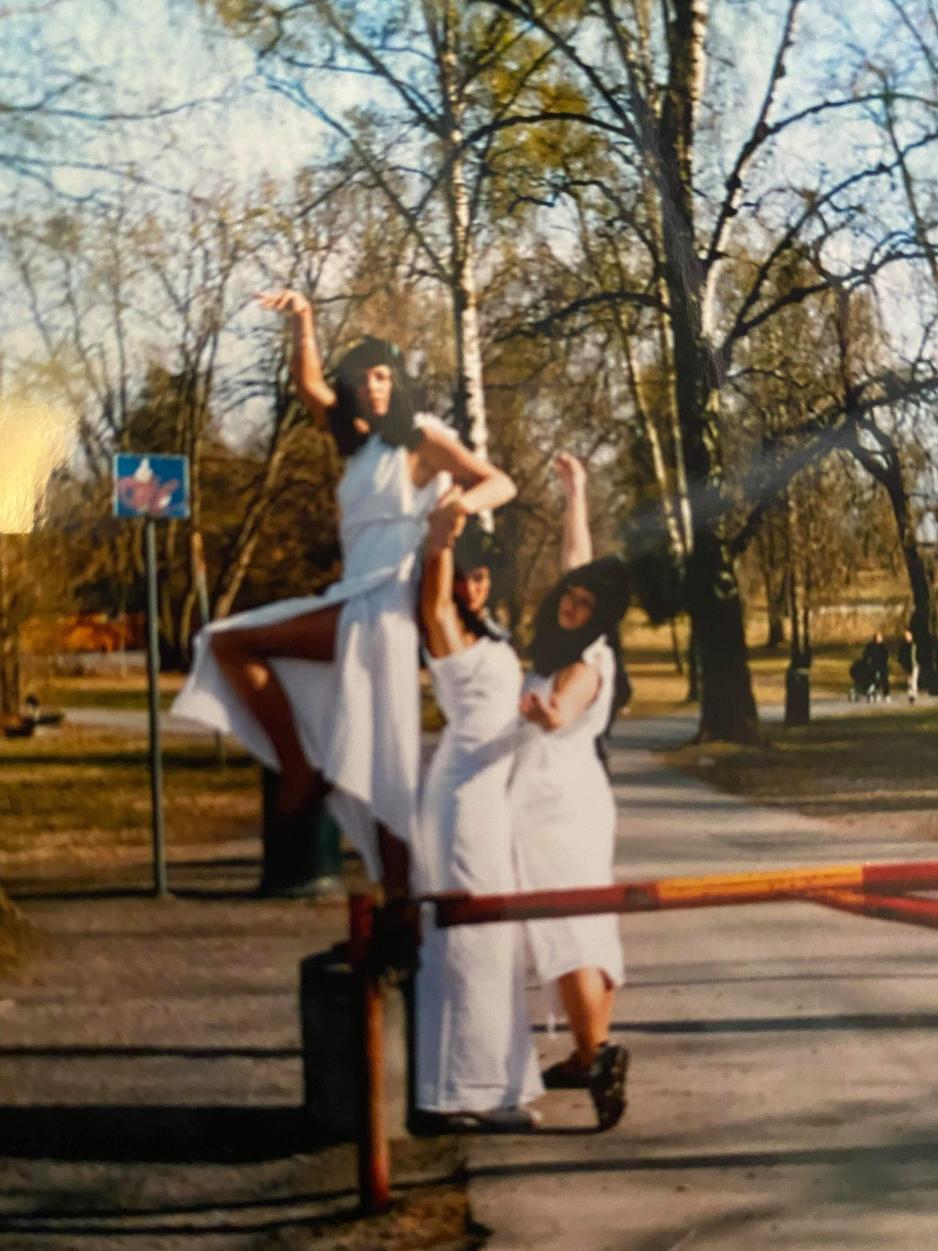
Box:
211, 606, 340, 814
557, 968, 614, 1067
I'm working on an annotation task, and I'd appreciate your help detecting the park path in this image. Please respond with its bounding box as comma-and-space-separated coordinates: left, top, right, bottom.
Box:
3, 704, 938, 1249
0, 824, 462, 1248
466, 713, 938, 1251
58, 686, 914, 737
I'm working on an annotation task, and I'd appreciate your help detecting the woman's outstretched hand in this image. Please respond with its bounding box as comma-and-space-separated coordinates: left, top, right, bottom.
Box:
555, 451, 586, 498
520, 690, 562, 731
256, 289, 312, 318
427, 486, 468, 551
258, 289, 335, 423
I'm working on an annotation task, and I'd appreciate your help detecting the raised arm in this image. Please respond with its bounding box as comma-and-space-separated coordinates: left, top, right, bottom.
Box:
421, 488, 470, 660
422, 490, 472, 665
257, 289, 337, 427
556, 452, 592, 572
415, 423, 516, 528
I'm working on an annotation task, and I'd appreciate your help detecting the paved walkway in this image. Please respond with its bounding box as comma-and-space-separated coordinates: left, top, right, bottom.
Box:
467, 715, 938, 1250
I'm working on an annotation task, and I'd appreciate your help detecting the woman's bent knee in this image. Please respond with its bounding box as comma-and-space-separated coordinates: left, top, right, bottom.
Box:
212, 630, 250, 664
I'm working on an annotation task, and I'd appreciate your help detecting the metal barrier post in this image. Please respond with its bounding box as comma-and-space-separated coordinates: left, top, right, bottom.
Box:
349, 893, 391, 1215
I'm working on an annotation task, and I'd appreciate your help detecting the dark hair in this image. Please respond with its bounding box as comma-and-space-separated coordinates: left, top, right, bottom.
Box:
529, 555, 632, 763
530, 555, 630, 679
451, 520, 510, 643
453, 520, 497, 580
328, 336, 424, 457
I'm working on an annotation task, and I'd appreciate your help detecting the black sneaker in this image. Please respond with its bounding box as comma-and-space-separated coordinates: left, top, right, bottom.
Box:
588, 1043, 629, 1131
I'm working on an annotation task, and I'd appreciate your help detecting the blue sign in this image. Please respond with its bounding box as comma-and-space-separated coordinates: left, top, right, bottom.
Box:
113, 453, 190, 520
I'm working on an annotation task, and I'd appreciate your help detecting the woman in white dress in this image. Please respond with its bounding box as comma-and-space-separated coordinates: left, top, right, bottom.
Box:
171, 290, 515, 893
412, 508, 543, 1130
510, 455, 631, 1131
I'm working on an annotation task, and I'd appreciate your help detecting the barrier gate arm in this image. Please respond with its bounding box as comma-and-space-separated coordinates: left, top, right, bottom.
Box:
428, 858, 938, 928
805, 889, 938, 930
350, 858, 938, 1211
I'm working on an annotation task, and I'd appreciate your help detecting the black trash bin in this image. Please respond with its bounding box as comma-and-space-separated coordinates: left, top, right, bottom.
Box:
299, 946, 413, 1142
784, 662, 811, 727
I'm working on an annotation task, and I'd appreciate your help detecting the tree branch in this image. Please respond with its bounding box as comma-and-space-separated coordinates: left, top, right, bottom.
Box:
731, 370, 938, 555
705, 0, 803, 271
723, 129, 938, 355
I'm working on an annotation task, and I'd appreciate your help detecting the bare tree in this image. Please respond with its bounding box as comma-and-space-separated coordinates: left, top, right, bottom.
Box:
197, 0, 569, 458
479, 0, 938, 739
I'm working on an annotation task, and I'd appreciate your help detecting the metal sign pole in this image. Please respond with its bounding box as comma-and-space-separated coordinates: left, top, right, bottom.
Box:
144, 518, 168, 897
114, 452, 188, 899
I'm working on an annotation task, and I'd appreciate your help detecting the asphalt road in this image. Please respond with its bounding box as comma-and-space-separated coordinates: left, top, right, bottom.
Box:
466, 715, 938, 1251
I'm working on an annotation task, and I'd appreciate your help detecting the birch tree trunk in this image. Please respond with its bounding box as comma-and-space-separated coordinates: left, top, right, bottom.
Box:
211, 431, 295, 621
435, 3, 489, 457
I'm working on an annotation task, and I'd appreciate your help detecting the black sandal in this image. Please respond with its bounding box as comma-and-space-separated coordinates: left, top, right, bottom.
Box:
588, 1043, 629, 1131
411, 1106, 541, 1135
542, 1051, 592, 1089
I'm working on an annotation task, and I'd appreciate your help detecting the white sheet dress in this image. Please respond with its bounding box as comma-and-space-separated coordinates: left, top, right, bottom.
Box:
170, 418, 450, 880
510, 636, 625, 989
412, 637, 543, 1113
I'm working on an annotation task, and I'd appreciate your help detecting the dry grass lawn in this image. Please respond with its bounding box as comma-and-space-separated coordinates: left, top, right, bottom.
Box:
0, 724, 261, 877
623, 620, 857, 717
41, 671, 184, 711
30, 621, 860, 721
665, 705, 938, 844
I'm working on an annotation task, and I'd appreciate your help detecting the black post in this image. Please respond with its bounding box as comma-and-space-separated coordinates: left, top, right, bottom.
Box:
144, 519, 168, 897
784, 647, 811, 727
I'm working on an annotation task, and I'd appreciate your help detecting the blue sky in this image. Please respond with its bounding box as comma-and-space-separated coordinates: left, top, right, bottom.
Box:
6, 0, 312, 197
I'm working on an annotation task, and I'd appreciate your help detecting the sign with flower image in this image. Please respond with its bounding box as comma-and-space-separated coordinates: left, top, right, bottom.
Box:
113, 453, 189, 520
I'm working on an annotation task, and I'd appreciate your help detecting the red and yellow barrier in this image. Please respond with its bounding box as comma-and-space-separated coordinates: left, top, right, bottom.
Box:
351, 858, 938, 1212
805, 889, 938, 930
429, 858, 938, 928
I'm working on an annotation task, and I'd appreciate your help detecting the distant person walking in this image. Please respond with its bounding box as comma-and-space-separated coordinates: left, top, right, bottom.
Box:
898, 628, 919, 703
862, 631, 890, 700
